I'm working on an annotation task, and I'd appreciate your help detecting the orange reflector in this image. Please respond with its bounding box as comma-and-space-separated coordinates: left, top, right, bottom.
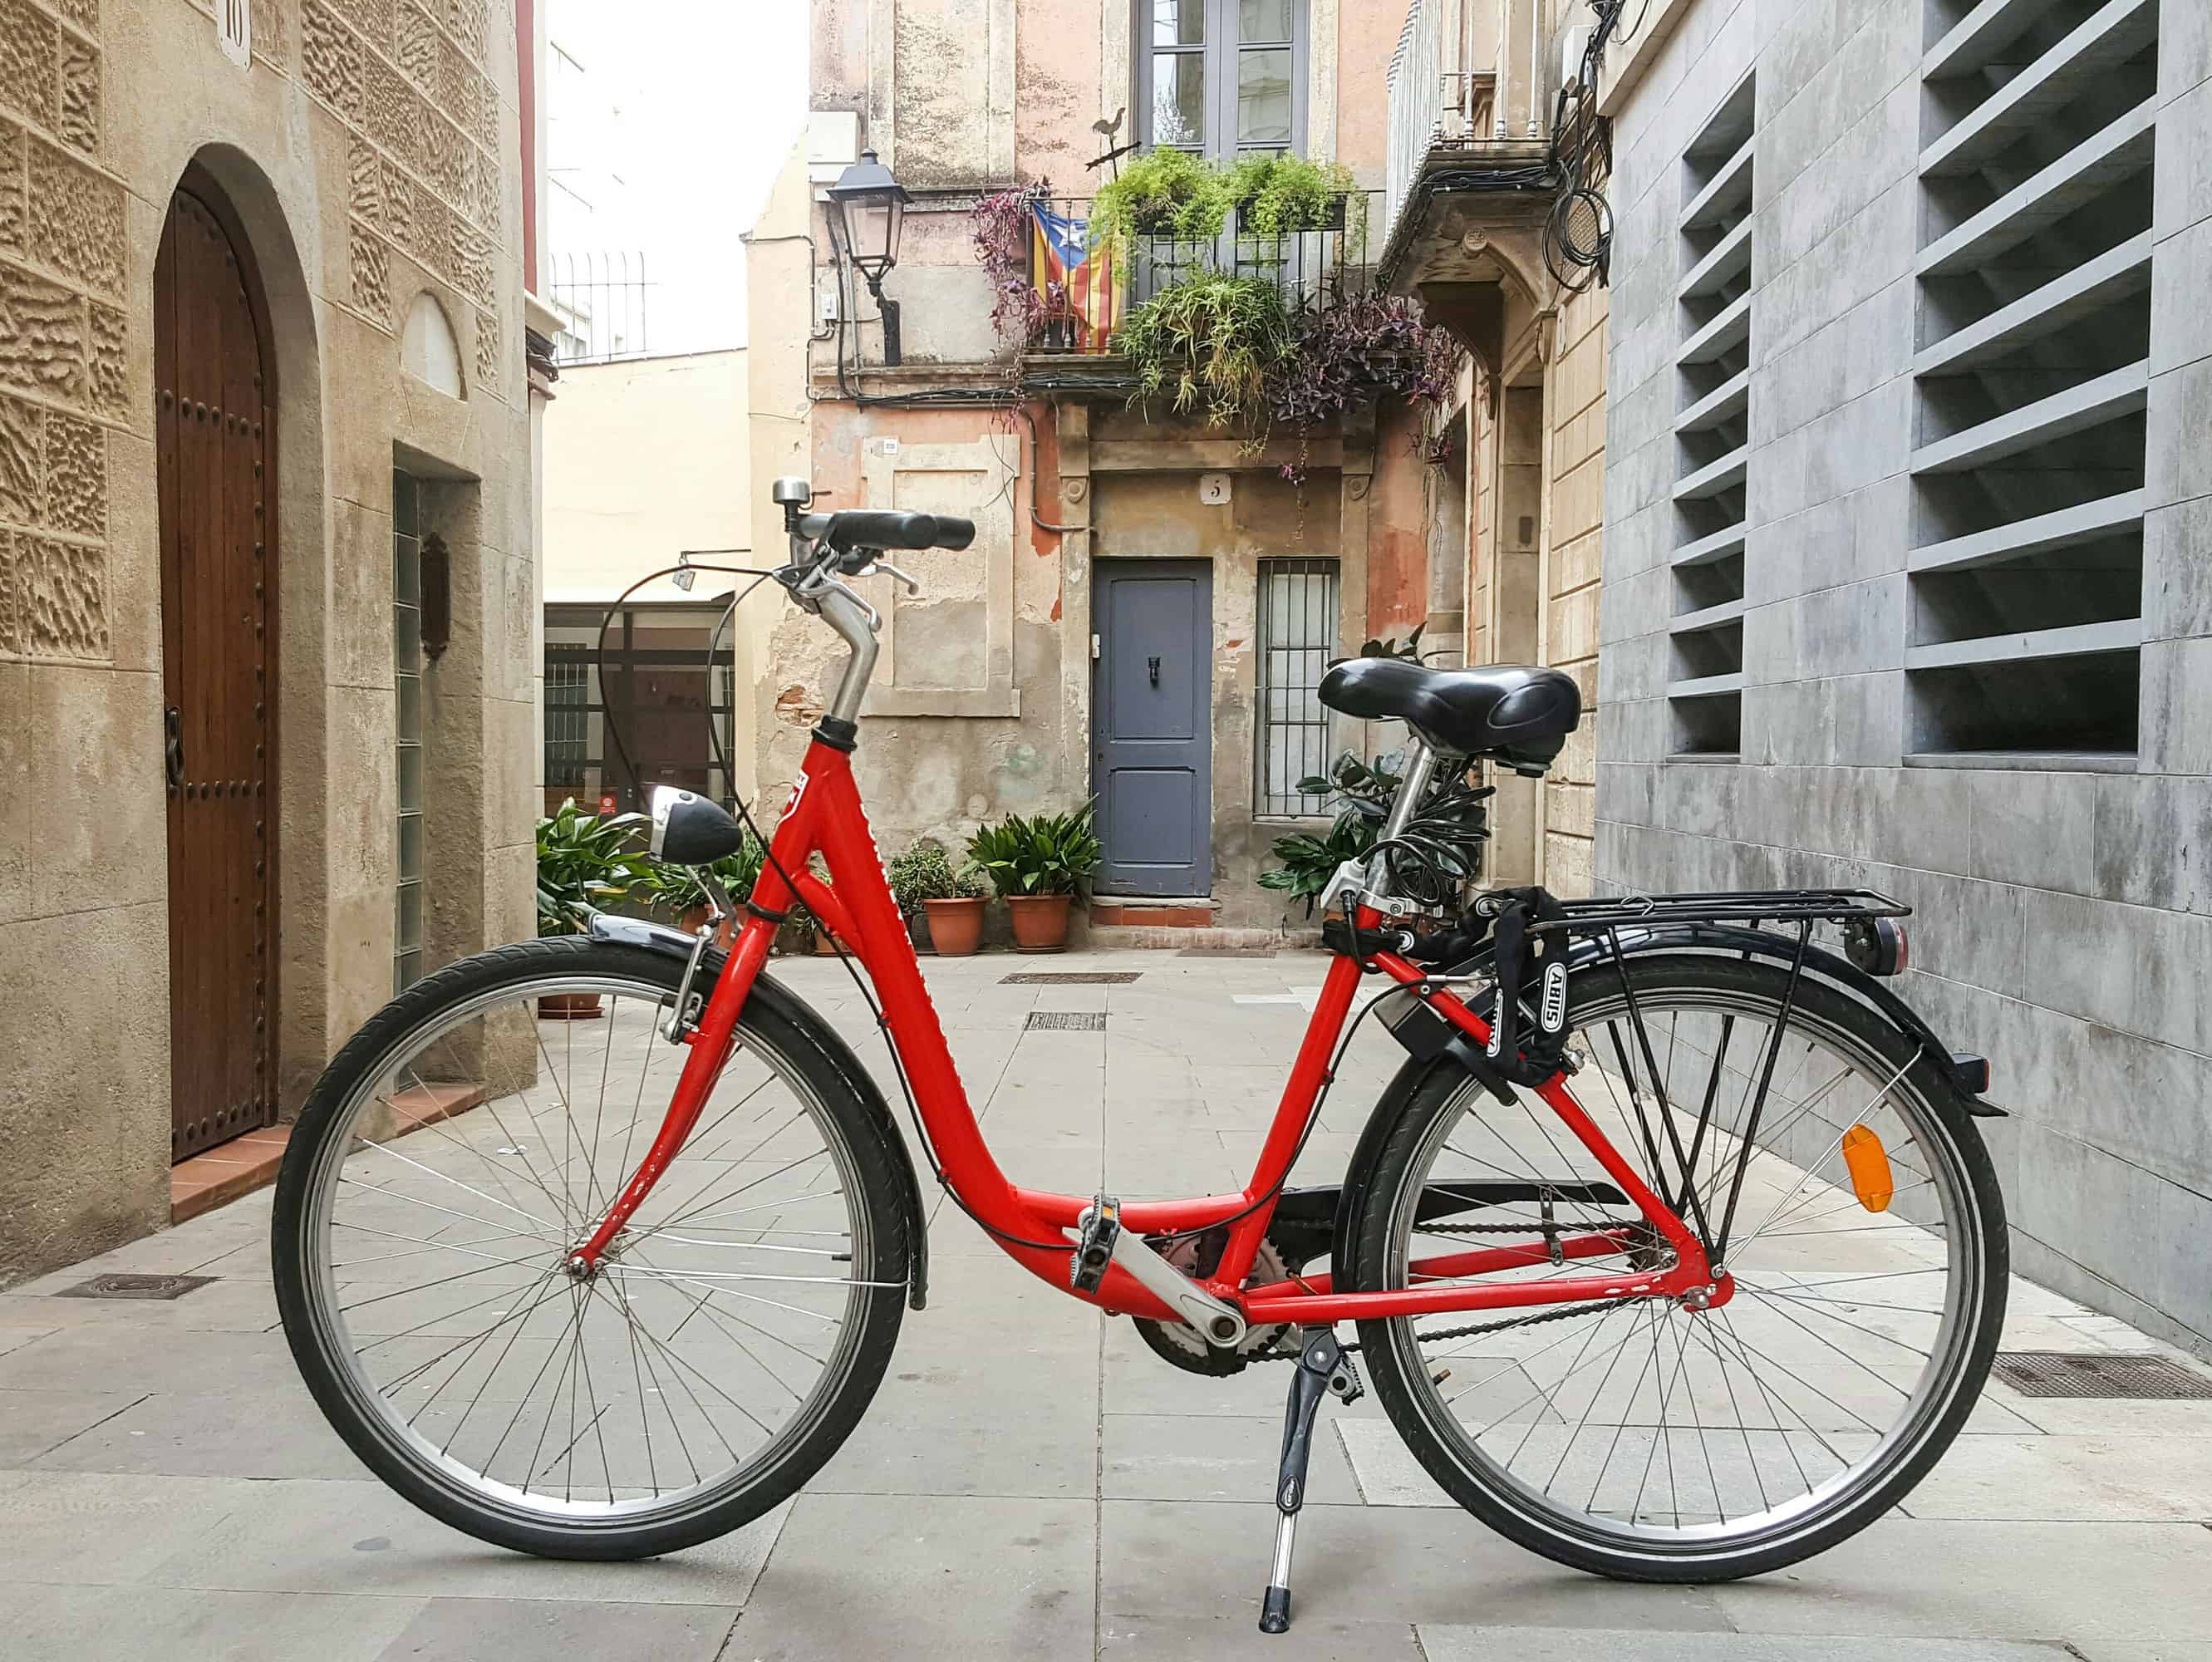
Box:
1841, 1124, 1894, 1212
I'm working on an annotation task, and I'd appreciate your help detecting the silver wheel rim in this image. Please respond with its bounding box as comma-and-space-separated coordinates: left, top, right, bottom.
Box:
1383, 981, 1985, 1559
294, 967, 882, 1532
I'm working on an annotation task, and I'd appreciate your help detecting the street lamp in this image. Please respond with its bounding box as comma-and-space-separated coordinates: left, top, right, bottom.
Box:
824, 148, 911, 366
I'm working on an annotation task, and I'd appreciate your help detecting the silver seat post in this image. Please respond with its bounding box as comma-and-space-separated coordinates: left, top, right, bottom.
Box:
1364, 740, 1438, 893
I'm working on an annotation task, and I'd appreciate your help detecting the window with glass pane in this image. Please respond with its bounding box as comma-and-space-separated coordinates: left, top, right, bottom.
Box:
1139, 0, 1302, 157
393, 469, 425, 992
540, 606, 741, 818
1256, 558, 1338, 816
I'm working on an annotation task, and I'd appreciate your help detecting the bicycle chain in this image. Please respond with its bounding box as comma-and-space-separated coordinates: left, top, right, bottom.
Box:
1243, 1278, 1637, 1363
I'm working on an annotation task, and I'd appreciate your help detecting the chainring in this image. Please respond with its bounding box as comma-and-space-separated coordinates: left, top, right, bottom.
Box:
1130, 1234, 1295, 1377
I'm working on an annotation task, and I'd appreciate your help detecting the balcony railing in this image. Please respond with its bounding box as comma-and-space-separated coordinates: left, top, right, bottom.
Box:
1024, 190, 1384, 355
1385, 0, 1507, 235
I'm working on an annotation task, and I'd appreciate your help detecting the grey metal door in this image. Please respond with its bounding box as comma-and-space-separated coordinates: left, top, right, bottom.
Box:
1094, 560, 1212, 896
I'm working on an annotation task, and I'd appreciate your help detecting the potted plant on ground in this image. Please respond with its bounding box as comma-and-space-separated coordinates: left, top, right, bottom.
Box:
536, 798, 648, 1015
628, 829, 766, 948
966, 801, 1101, 953
890, 840, 992, 957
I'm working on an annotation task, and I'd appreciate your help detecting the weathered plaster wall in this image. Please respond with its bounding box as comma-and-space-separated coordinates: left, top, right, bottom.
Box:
0, 0, 533, 1282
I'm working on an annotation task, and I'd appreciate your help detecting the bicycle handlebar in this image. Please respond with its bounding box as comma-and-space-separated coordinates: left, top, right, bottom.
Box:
818, 509, 976, 553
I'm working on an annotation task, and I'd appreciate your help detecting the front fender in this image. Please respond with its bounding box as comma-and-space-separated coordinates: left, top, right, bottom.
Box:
587, 912, 933, 1306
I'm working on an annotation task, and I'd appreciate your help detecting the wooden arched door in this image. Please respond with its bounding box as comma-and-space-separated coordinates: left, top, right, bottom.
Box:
155, 173, 278, 1162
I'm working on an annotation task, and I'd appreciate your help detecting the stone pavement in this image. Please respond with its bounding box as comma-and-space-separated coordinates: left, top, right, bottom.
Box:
2, 947, 2210, 1661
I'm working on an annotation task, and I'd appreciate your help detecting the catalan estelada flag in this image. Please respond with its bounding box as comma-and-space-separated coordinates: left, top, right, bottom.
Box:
1031, 200, 1120, 353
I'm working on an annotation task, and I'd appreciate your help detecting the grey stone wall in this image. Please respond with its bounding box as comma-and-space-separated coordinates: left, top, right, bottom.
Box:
1597, 0, 2212, 1353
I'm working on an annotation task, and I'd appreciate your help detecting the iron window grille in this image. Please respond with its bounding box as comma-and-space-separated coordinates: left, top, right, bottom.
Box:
540, 604, 744, 816
1256, 556, 1339, 817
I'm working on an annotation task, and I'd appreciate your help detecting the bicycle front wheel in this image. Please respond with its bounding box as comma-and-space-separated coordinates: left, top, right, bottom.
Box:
273, 937, 911, 1559
1351, 953, 2006, 1581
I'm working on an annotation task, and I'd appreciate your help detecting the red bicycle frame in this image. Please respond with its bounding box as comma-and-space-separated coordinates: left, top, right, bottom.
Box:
573, 733, 1716, 1329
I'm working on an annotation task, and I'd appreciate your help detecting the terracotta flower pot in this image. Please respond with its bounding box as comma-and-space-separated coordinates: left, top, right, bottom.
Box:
537, 991, 604, 1020
681, 904, 736, 948
1005, 892, 1073, 953
922, 897, 986, 957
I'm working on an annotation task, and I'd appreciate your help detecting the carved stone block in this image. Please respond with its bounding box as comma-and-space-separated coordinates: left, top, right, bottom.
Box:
0, 390, 39, 524
85, 297, 122, 419
301, 0, 364, 120
349, 219, 391, 325
0, 528, 17, 653
362, 53, 411, 159
0, 0, 57, 133
0, 258, 87, 404
473, 302, 497, 391
52, 0, 96, 32
41, 408, 101, 538
57, 37, 96, 155
25, 529, 106, 660
462, 138, 498, 239
453, 219, 492, 307
396, 1, 438, 90
26, 137, 124, 298
420, 104, 465, 204
445, 0, 488, 61
347, 135, 381, 227
380, 155, 413, 247
331, 0, 396, 52
0, 120, 20, 256
465, 62, 496, 154
408, 184, 450, 277
251, 0, 289, 71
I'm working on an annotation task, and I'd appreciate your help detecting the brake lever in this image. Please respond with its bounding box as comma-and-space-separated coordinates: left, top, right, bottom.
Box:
858, 559, 922, 595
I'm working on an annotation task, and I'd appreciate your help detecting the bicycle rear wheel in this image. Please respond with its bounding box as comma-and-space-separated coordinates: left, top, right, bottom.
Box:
1350, 953, 2005, 1581
273, 937, 911, 1559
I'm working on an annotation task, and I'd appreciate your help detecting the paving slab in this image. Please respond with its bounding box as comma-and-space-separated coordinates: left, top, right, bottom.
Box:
371, 1596, 738, 1661
1418, 1629, 2076, 1661
0, 1583, 427, 1662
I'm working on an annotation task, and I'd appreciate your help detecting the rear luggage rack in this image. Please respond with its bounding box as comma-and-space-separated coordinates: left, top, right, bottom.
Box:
1524, 888, 1910, 935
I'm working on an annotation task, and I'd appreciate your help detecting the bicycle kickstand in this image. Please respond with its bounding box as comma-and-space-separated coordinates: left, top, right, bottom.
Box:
1259, 1325, 1359, 1635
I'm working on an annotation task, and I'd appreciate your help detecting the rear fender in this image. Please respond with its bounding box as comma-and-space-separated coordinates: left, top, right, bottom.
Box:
587, 912, 931, 1308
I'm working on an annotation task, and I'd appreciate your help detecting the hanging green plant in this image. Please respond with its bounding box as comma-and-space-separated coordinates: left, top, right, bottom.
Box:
1090, 147, 1234, 250
1222, 153, 1364, 241
1114, 271, 1295, 430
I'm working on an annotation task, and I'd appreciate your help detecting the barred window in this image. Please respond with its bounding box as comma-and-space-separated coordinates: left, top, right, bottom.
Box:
1256, 557, 1338, 816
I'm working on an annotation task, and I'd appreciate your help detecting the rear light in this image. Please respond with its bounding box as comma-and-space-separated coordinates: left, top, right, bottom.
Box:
1844, 917, 1907, 976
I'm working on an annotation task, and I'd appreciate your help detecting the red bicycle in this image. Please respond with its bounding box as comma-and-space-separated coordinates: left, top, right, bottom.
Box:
275, 482, 2008, 1633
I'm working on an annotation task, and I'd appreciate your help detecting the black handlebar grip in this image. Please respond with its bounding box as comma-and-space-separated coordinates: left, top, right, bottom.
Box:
822, 509, 974, 553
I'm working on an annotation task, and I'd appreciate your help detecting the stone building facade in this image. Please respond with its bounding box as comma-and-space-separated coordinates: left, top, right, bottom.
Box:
1375, 0, 1612, 895
0, 0, 539, 1281
1595, 0, 2212, 1352
748, 0, 1452, 936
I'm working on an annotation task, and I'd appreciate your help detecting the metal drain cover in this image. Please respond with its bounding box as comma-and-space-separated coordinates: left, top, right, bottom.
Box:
1025, 1010, 1106, 1031
1000, 971, 1141, 985
1992, 1351, 2212, 1399
57, 1272, 215, 1301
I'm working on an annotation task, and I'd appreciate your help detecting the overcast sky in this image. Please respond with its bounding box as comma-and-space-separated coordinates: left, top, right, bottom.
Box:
546, 0, 809, 356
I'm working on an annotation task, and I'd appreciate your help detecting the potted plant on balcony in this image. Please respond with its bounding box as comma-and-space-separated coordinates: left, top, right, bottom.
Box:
966, 802, 1101, 953
1092, 146, 1233, 249
1224, 153, 1362, 238
536, 798, 647, 1015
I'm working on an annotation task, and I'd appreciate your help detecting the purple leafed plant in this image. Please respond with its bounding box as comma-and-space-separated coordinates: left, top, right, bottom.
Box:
972, 182, 1055, 346
1266, 295, 1463, 480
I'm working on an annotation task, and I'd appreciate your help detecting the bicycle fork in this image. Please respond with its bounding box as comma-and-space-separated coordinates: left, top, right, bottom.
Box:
1260, 1326, 1362, 1635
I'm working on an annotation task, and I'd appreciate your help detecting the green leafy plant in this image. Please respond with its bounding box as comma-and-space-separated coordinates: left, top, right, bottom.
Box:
628, 832, 767, 918
1359, 622, 1429, 663
887, 840, 965, 913
965, 801, 1103, 898
1117, 272, 1295, 430
1091, 147, 1233, 250
536, 799, 649, 937
1223, 152, 1363, 240
1259, 750, 1393, 912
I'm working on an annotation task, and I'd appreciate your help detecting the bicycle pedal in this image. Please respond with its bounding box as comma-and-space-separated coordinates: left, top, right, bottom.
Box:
1326, 1352, 1364, 1406
1070, 1195, 1121, 1293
